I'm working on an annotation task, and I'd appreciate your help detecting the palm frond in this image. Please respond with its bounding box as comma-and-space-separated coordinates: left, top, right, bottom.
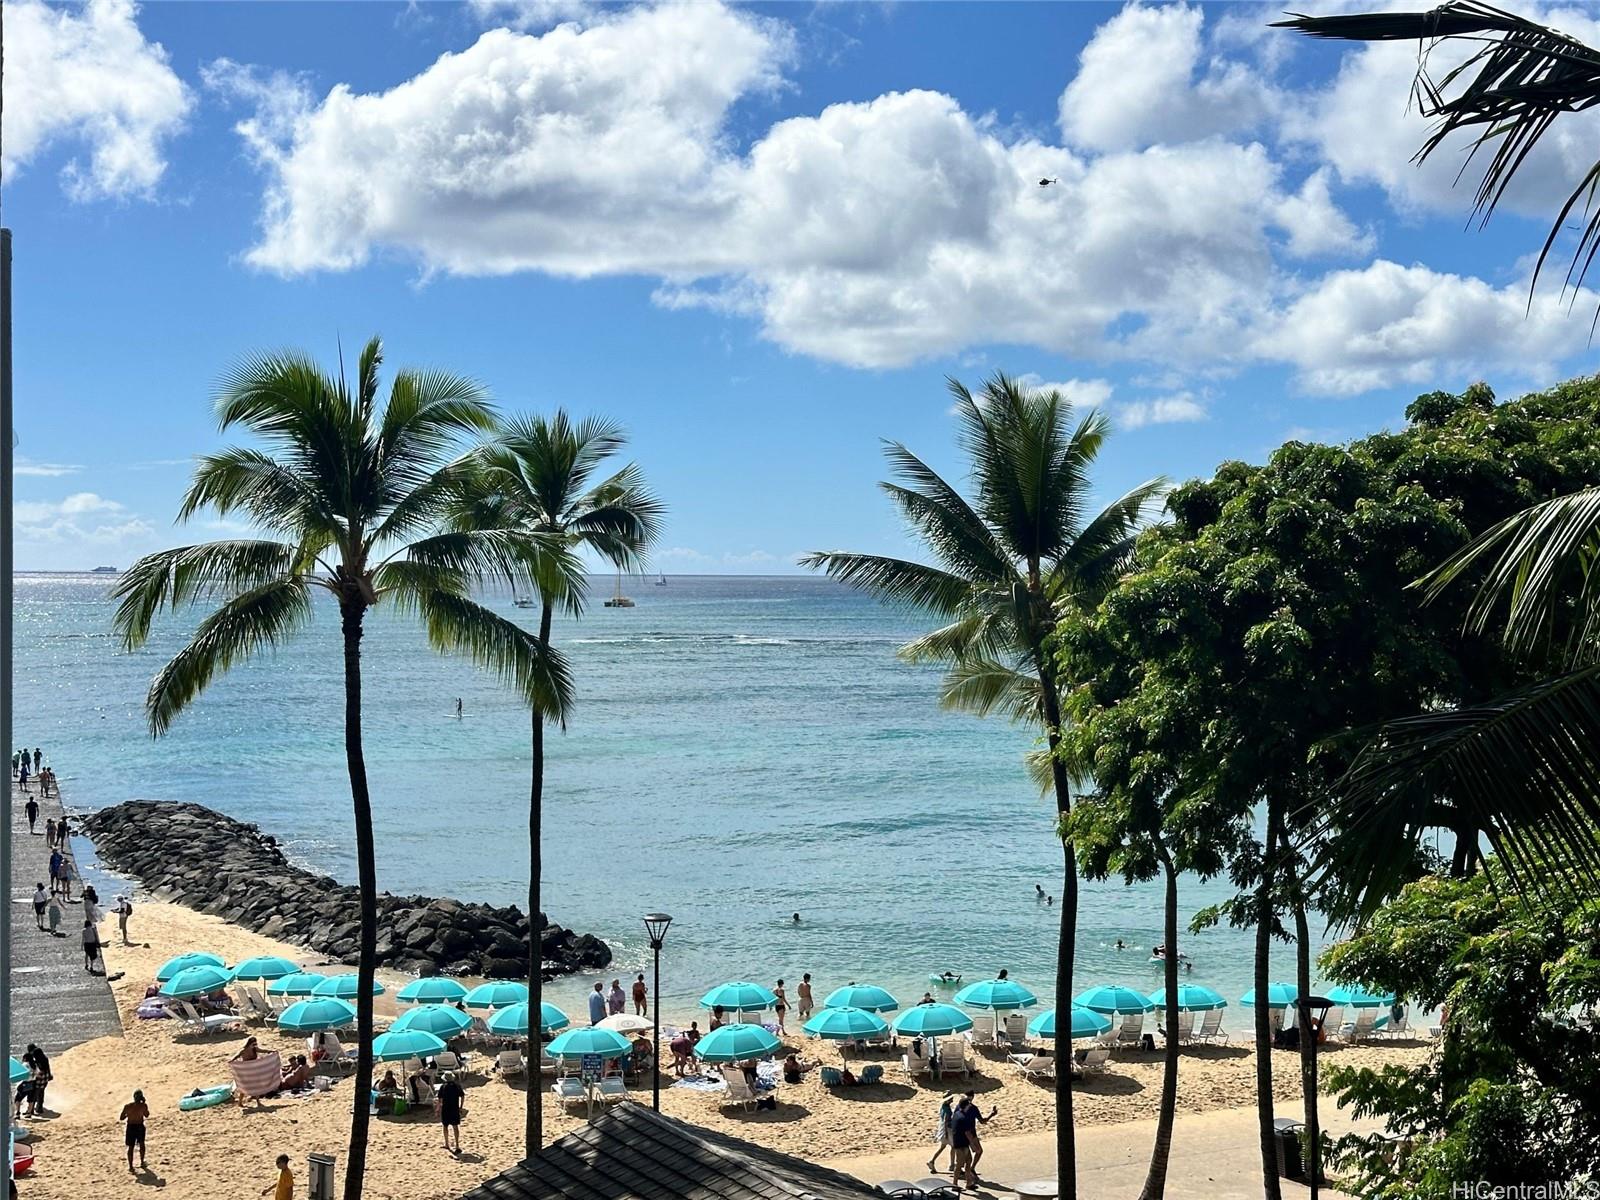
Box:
1313, 662, 1600, 921
1418, 485, 1600, 664
879, 442, 1015, 585
177, 448, 337, 536
111, 541, 309, 650
145, 578, 313, 734
798, 552, 975, 618
1058, 478, 1169, 596
402, 529, 584, 600
406, 589, 575, 721
1277, 3, 1600, 313
899, 609, 1014, 666
938, 655, 1042, 722
376, 369, 496, 498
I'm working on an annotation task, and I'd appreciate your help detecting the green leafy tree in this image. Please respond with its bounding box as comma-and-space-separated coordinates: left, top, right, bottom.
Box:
455, 412, 661, 1153
111, 339, 578, 1200
1055, 378, 1600, 1198
1320, 855, 1600, 1198
1277, 5, 1600, 899
804, 372, 1163, 1195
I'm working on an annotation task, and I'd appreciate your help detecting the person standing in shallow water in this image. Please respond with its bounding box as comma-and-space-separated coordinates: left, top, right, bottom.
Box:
588, 982, 606, 1026
632, 973, 648, 1017
607, 979, 626, 1016
797, 973, 814, 1020
773, 980, 789, 1035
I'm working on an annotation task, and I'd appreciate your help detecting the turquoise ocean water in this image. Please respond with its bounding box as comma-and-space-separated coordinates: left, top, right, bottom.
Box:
18, 572, 1326, 1022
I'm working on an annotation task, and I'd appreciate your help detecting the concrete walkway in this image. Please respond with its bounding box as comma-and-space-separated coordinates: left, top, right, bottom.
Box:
827, 1104, 1377, 1200
8, 778, 121, 1057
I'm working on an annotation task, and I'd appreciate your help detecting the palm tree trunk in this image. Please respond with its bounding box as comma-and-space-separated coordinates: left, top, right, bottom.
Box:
1282, 827, 1320, 1200
1255, 801, 1282, 1200
526, 599, 554, 1159
1035, 655, 1076, 1200
340, 601, 377, 1200
1138, 841, 1180, 1200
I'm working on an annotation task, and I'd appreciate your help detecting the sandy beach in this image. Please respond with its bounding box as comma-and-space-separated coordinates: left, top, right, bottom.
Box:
14, 898, 1428, 1199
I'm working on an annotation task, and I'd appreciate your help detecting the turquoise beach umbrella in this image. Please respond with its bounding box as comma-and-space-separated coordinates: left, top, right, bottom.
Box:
1148, 985, 1228, 1012
485, 1002, 570, 1039
155, 952, 225, 983
267, 972, 327, 997
803, 1006, 890, 1040
277, 998, 358, 1032
395, 977, 469, 1005
371, 1029, 446, 1062
8, 1059, 28, 1085
1074, 985, 1155, 1014
700, 981, 777, 1013
954, 979, 1039, 1010
1027, 1007, 1112, 1040
391, 1004, 472, 1037
695, 1023, 782, 1063
544, 1027, 631, 1060
1241, 982, 1299, 1007
890, 1003, 973, 1037
231, 956, 299, 982
312, 974, 385, 1000
462, 981, 529, 1011
159, 964, 234, 998
1325, 984, 1394, 1008
822, 984, 899, 1013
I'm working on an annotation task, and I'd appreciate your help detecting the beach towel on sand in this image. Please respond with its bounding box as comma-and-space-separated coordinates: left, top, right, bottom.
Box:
229, 1051, 283, 1099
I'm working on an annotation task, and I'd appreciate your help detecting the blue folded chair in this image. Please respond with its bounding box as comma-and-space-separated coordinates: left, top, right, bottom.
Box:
860, 1064, 884, 1085
820, 1066, 844, 1087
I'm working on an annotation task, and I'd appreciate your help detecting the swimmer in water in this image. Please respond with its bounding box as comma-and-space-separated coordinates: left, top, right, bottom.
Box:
792, 913, 801, 923
1115, 939, 1125, 951
1035, 884, 1044, 898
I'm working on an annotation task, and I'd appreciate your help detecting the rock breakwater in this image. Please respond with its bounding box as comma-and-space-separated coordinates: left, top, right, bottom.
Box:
82, 800, 611, 979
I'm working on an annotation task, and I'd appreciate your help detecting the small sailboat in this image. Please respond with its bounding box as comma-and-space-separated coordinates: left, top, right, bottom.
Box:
655, 572, 667, 586
603, 568, 635, 608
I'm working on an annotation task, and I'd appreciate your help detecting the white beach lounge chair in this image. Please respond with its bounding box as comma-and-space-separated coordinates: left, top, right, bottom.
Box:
496, 1050, 526, 1080
936, 1040, 970, 1078
598, 1076, 627, 1104
902, 1049, 933, 1077
718, 1070, 759, 1112
1382, 1011, 1410, 1039
1194, 1008, 1227, 1044
1113, 1012, 1145, 1047
241, 988, 277, 1024
1076, 1045, 1110, 1073
177, 1000, 244, 1035
1003, 1013, 1029, 1047
433, 1050, 468, 1076
1344, 1008, 1379, 1042
551, 1077, 587, 1112
1019, 1055, 1055, 1082
539, 1050, 559, 1075
1160, 1010, 1193, 1044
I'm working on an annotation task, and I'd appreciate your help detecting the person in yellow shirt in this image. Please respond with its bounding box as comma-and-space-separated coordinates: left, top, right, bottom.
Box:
261, 1154, 293, 1200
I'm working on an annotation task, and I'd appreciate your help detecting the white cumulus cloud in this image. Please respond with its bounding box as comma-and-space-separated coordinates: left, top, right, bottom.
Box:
3, 0, 191, 199
1115, 393, 1208, 430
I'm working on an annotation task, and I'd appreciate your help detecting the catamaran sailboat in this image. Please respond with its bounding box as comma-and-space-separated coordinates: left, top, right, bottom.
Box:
603, 568, 635, 608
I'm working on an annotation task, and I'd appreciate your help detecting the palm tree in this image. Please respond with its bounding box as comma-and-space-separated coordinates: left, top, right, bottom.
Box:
456, 412, 661, 1154
804, 372, 1163, 1196
111, 339, 578, 1200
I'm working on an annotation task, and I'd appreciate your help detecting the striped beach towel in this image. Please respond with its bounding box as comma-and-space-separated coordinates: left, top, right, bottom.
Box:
229, 1051, 283, 1099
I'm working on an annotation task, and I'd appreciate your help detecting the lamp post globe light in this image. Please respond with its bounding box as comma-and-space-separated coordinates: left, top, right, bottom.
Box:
642, 913, 672, 1110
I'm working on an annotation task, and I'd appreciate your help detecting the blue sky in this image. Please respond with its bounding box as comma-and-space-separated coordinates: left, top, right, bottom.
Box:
6, 0, 1600, 571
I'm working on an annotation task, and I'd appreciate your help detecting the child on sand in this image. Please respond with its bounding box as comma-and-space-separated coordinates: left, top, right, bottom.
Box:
262, 1154, 293, 1200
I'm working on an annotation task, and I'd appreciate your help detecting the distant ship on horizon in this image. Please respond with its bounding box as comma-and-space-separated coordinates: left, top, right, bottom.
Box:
90, 565, 119, 574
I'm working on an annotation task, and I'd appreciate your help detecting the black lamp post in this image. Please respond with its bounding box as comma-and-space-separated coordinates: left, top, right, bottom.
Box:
642, 912, 672, 1110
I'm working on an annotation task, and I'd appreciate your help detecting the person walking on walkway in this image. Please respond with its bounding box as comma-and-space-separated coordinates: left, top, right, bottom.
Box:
24, 795, 38, 833
46, 893, 63, 937
33, 748, 42, 774
83, 918, 103, 973
927, 1092, 955, 1172
44, 818, 56, 852
32, 883, 48, 930
48, 849, 63, 897
119, 1089, 150, 1172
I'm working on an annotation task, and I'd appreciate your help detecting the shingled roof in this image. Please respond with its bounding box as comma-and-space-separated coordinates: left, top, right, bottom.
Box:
461, 1103, 884, 1200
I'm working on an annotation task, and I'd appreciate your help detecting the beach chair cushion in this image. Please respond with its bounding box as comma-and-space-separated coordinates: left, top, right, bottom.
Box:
598, 1077, 626, 1102
860, 1064, 884, 1086
820, 1066, 843, 1087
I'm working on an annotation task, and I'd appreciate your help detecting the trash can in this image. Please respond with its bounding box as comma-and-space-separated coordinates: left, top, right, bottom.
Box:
308, 1152, 337, 1200
1273, 1118, 1304, 1180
